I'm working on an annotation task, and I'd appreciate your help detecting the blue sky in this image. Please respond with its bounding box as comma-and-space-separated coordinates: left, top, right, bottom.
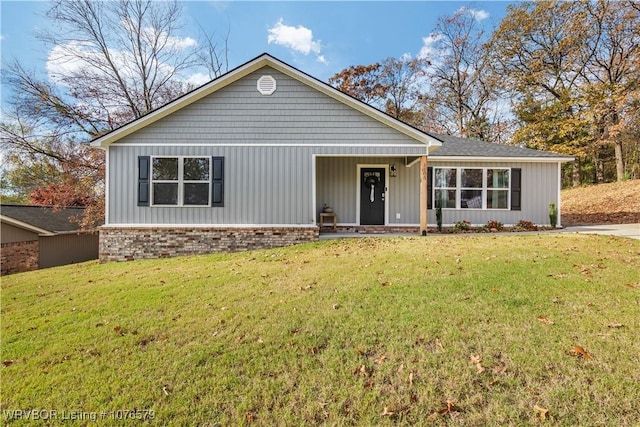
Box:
0, 1, 513, 105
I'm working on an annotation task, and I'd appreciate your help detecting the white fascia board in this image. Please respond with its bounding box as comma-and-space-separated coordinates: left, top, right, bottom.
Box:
1, 215, 55, 236
430, 156, 574, 163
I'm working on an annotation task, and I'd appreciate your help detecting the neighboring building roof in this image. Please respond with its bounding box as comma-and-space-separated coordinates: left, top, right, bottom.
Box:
91, 53, 442, 150
0, 205, 85, 236
428, 133, 574, 162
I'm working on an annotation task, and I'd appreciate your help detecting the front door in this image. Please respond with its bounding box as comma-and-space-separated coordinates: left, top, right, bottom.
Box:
360, 167, 385, 225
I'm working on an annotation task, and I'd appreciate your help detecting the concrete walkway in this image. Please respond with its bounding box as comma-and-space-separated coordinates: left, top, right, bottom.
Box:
319, 223, 640, 240
560, 223, 640, 240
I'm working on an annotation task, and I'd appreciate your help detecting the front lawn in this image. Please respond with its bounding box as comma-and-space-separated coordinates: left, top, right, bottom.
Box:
2, 234, 639, 425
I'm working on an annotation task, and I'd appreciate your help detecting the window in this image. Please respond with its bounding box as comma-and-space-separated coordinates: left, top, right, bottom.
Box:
461, 169, 483, 209
434, 168, 457, 208
486, 169, 509, 209
151, 157, 211, 206
433, 168, 512, 210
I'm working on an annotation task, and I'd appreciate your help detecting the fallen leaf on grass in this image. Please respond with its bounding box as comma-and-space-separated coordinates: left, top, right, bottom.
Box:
354, 364, 372, 377
607, 322, 624, 328
374, 354, 386, 365
439, 400, 461, 415
492, 364, 507, 375
381, 407, 394, 417
3, 360, 14, 367
245, 412, 254, 423
569, 346, 593, 359
533, 404, 550, 421
537, 316, 554, 325
469, 354, 485, 373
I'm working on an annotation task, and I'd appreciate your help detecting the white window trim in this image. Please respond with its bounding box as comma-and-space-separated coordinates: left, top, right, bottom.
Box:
433, 167, 511, 210
150, 156, 212, 207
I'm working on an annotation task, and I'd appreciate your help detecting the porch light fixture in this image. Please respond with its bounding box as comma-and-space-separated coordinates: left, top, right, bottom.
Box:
390, 164, 397, 177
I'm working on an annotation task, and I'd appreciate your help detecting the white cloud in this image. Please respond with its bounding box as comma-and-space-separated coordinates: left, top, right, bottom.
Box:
185, 72, 211, 87
166, 35, 197, 50
0, 35, 5, 41
458, 6, 490, 21
267, 18, 326, 64
418, 33, 443, 59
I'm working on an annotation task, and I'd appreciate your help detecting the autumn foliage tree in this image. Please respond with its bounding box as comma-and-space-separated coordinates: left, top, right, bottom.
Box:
1, 0, 229, 227
329, 56, 430, 128
490, 0, 640, 184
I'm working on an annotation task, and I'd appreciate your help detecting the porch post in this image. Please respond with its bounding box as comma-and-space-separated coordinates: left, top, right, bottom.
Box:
420, 155, 428, 236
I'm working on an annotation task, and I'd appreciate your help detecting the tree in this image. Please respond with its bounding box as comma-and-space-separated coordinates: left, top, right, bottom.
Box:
1, 0, 230, 226
579, 0, 640, 181
327, 63, 386, 106
328, 56, 430, 128
489, 0, 640, 184
489, 1, 597, 185
421, 7, 504, 141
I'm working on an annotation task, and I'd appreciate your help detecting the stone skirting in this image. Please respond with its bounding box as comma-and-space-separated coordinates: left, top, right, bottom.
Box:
1, 240, 39, 275
99, 226, 319, 262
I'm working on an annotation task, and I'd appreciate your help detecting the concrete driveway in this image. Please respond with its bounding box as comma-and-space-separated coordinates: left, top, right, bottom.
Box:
561, 223, 640, 240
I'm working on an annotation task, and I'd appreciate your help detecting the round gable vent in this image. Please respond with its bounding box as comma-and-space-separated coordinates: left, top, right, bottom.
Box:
257, 75, 277, 95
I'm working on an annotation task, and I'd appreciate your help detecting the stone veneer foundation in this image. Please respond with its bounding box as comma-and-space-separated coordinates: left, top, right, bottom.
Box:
99, 226, 319, 262
1, 240, 39, 275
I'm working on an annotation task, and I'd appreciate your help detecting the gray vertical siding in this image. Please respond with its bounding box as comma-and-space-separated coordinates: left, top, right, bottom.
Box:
316, 157, 421, 225
427, 161, 560, 226
0, 223, 38, 243
107, 67, 427, 226
316, 159, 561, 226
39, 233, 99, 268
105, 64, 561, 228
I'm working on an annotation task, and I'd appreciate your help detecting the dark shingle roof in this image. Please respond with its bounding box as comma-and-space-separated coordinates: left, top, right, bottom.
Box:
0, 205, 84, 233
428, 133, 572, 159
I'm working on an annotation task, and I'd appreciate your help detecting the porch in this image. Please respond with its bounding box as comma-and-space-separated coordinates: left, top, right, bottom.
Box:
314, 155, 430, 233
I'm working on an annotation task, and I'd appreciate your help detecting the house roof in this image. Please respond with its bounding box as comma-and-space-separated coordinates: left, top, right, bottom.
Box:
90, 52, 572, 163
91, 53, 442, 150
0, 205, 85, 236
428, 133, 574, 162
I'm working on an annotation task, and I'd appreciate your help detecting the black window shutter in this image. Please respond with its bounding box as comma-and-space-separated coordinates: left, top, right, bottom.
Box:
211, 156, 224, 207
427, 167, 433, 209
138, 156, 150, 206
511, 168, 521, 211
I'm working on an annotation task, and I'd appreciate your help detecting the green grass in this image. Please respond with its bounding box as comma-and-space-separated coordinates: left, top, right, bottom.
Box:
2, 234, 639, 425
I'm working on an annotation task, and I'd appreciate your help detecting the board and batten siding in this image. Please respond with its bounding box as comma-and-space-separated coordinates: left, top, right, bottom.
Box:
427, 160, 561, 226
106, 67, 427, 226
316, 157, 421, 225
316, 159, 561, 226
0, 223, 38, 244
39, 233, 99, 269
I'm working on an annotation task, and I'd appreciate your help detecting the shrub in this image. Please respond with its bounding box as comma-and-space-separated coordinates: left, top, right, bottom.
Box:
515, 220, 538, 231
549, 203, 558, 228
486, 220, 504, 231
454, 220, 472, 232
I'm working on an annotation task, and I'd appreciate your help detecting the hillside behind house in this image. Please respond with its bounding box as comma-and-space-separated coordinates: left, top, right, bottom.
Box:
562, 180, 640, 225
